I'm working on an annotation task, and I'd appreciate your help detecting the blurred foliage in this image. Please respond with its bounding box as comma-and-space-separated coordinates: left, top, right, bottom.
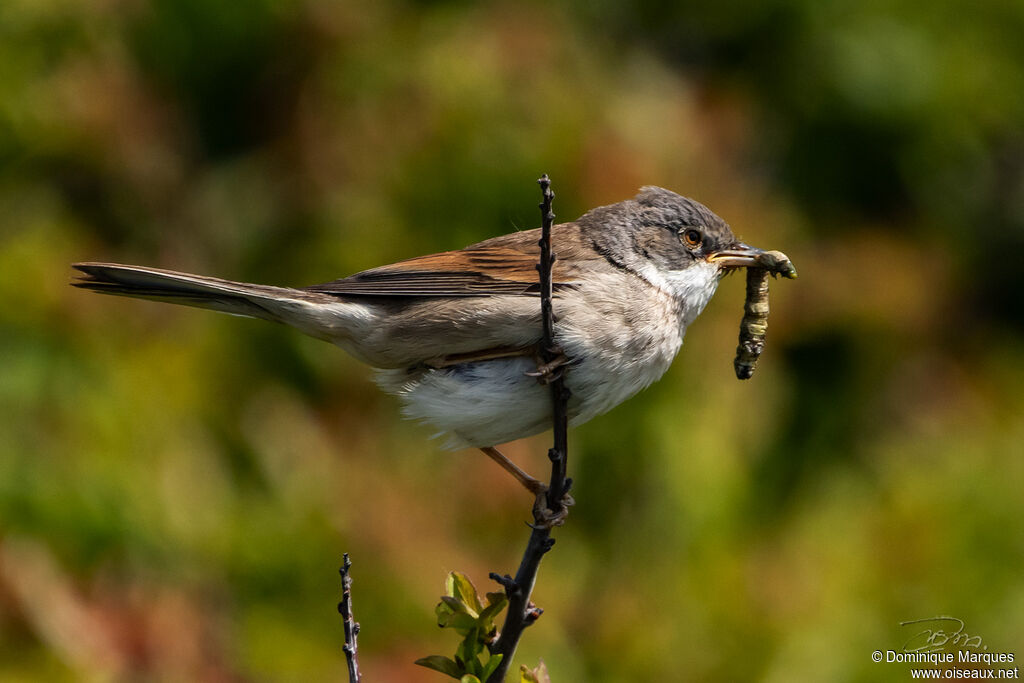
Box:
1, 0, 1023, 681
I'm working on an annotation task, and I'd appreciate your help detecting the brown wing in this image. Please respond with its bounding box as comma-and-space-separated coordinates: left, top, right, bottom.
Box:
305, 224, 591, 298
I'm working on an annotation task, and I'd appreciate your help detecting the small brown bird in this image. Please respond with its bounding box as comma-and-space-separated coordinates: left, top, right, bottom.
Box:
73, 187, 787, 490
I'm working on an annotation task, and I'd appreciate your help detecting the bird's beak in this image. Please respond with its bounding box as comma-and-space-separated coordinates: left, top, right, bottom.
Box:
708, 243, 798, 278
707, 242, 764, 269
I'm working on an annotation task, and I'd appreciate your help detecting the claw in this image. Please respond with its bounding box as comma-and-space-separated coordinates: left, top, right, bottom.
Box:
530, 488, 574, 528
526, 349, 570, 385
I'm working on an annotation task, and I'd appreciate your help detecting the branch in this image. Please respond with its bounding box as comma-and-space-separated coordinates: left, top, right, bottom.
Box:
536, 174, 571, 514
338, 554, 362, 683
486, 175, 572, 683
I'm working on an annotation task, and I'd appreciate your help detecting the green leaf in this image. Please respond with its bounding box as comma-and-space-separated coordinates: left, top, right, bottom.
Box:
481, 653, 504, 681
460, 676, 482, 683
477, 593, 508, 627
425, 572, 507, 681
455, 626, 484, 667
440, 595, 471, 615
437, 596, 459, 621
414, 655, 465, 679
447, 571, 483, 615
437, 596, 479, 633
437, 603, 478, 634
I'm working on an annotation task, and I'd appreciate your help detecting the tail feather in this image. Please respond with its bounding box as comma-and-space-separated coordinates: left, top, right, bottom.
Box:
71, 262, 333, 322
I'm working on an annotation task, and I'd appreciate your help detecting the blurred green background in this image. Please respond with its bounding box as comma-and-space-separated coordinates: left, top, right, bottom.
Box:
2, 0, 1022, 681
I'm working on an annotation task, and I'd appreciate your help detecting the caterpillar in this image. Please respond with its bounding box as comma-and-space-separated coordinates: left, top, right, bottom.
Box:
734, 250, 796, 380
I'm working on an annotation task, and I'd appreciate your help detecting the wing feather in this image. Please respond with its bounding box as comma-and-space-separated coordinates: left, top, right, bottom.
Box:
305, 226, 588, 298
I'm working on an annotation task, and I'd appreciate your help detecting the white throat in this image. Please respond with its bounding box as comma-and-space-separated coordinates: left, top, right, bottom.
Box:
638, 260, 721, 330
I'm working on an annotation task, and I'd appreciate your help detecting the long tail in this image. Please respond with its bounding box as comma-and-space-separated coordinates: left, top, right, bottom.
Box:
71, 262, 338, 324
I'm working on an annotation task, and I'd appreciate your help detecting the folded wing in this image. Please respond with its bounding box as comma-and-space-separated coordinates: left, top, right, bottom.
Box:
305, 226, 586, 298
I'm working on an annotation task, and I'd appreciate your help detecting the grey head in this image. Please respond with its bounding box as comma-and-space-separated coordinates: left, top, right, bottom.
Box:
577, 186, 740, 275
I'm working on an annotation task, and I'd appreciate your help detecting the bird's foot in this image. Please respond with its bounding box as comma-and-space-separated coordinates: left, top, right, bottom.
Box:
526, 348, 569, 385
530, 485, 574, 529
478, 446, 573, 526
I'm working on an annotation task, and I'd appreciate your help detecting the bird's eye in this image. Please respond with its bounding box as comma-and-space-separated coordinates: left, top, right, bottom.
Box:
682, 228, 702, 247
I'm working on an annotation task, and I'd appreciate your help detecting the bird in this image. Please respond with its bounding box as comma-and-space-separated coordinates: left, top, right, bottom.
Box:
73, 186, 782, 493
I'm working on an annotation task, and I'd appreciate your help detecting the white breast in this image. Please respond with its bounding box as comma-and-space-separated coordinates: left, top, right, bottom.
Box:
375, 261, 722, 449
557, 261, 721, 424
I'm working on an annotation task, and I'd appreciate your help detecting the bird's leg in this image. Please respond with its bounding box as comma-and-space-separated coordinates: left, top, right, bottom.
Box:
479, 446, 546, 494
425, 344, 569, 386
525, 348, 569, 385
426, 345, 533, 369
479, 446, 574, 528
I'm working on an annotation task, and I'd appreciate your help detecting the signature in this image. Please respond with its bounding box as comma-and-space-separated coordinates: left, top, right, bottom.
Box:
900, 616, 986, 653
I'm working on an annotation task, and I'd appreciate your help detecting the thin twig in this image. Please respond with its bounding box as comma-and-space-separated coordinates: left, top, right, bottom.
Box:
486, 175, 572, 683
536, 175, 571, 514
338, 554, 362, 683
